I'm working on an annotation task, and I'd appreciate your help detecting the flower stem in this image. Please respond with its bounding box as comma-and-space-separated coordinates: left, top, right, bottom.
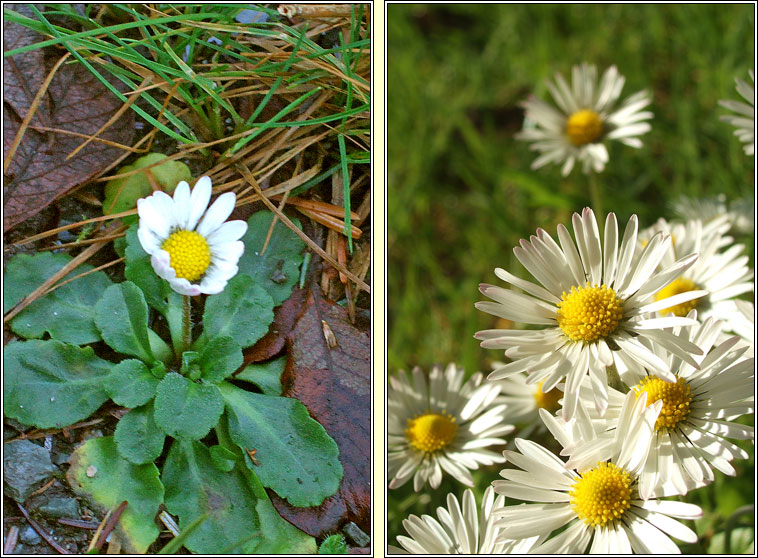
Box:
182, 295, 192, 353
589, 173, 604, 218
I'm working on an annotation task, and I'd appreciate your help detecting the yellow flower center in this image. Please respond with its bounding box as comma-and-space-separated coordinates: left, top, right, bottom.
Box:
533, 381, 562, 412
654, 278, 699, 317
633, 376, 693, 431
405, 411, 458, 453
570, 462, 632, 527
161, 230, 211, 282
566, 109, 604, 146
557, 283, 624, 342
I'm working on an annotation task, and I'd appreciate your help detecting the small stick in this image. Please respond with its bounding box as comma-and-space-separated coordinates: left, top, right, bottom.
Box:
235, 162, 369, 293
6, 417, 104, 443
4, 222, 126, 323
158, 510, 180, 537
29, 478, 56, 499
272, 195, 359, 220
57, 518, 100, 530
278, 4, 357, 19
16, 503, 72, 554
4, 526, 19, 554
297, 207, 362, 239
89, 501, 128, 553
66, 75, 152, 160
4, 52, 70, 173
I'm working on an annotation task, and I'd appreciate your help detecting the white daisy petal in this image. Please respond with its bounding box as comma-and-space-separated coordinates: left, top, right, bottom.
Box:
518, 63, 652, 176
206, 220, 248, 246
187, 176, 212, 230
172, 180, 191, 229
197, 191, 237, 237
720, 71, 755, 155
137, 176, 244, 295
388, 364, 514, 492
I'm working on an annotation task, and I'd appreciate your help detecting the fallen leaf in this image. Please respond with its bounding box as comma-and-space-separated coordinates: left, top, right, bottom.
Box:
243, 286, 307, 363
3, 4, 134, 231
269, 285, 370, 538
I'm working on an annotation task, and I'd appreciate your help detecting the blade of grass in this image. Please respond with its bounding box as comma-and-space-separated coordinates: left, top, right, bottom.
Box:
338, 134, 353, 252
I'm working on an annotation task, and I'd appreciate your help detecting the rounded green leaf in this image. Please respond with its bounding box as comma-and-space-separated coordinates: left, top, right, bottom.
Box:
219, 383, 343, 507
162, 440, 315, 554
5, 252, 111, 345
202, 274, 274, 349
67, 436, 163, 554
114, 402, 165, 465
198, 336, 243, 383
95, 282, 154, 363
237, 211, 305, 306
235, 357, 286, 396
106, 359, 159, 408
209, 445, 237, 472
103, 153, 190, 215
153, 373, 224, 440
4, 340, 111, 429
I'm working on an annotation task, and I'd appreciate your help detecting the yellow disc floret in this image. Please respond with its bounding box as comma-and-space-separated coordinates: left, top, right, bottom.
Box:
570, 462, 633, 527
557, 283, 624, 342
533, 381, 563, 412
654, 278, 699, 317
566, 109, 604, 146
405, 411, 458, 453
161, 230, 211, 282
633, 376, 693, 431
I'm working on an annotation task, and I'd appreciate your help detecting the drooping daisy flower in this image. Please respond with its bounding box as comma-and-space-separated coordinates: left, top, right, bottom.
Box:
671, 194, 754, 235
388, 486, 540, 554
638, 216, 754, 336
719, 70, 755, 155
568, 314, 754, 499
388, 363, 512, 491
137, 176, 247, 296
516, 63, 653, 176
476, 208, 706, 420
493, 393, 703, 554
493, 366, 563, 428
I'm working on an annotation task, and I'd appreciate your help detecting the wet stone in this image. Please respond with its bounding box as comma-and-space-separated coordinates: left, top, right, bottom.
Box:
38, 496, 80, 519
3, 440, 58, 502
342, 521, 369, 547
19, 525, 41, 545
52, 453, 70, 467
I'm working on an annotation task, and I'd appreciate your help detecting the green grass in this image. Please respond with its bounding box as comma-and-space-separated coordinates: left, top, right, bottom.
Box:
388, 4, 754, 552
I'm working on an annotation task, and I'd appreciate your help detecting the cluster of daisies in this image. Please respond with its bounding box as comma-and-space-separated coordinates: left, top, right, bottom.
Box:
388, 63, 754, 554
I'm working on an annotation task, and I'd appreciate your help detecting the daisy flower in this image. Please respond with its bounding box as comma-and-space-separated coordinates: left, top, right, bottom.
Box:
517, 62, 653, 176
137, 176, 247, 296
493, 366, 563, 428
730, 299, 755, 348
719, 70, 754, 155
388, 363, 512, 491
493, 392, 704, 554
568, 314, 754, 499
388, 486, 540, 554
476, 208, 706, 420
638, 216, 754, 336
671, 194, 754, 235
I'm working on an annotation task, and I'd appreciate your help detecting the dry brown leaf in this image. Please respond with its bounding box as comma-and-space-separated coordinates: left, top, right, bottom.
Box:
3, 5, 134, 231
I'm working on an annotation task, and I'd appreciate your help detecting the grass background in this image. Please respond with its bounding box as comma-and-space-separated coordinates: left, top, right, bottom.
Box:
387, 4, 755, 553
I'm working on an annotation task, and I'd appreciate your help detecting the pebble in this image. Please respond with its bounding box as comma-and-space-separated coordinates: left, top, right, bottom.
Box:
3, 440, 58, 502
19, 525, 41, 546
38, 496, 80, 519
342, 521, 370, 547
